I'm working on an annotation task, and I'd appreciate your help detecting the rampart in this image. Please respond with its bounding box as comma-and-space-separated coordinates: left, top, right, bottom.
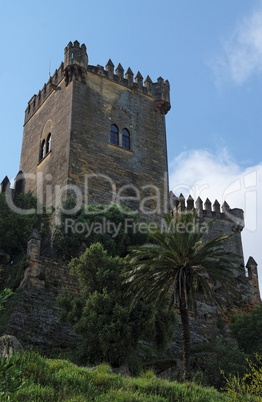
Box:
0, 171, 24, 198
24, 40, 171, 125
170, 192, 244, 230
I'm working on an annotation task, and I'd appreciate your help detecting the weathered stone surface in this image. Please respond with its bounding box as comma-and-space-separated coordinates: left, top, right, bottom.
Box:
0, 250, 10, 265
4, 284, 76, 352
0, 335, 23, 359
19, 41, 170, 217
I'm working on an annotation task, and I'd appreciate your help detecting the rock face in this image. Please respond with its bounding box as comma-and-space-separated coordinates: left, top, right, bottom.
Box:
3, 284, 77, 353
2, 236, 78, 353
1, 225, 260, 357
0, 335, 23, 359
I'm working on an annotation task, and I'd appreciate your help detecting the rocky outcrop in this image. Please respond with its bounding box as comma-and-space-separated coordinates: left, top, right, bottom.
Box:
1, 229, 260, 358
4, 284, 76, 352
1, 235, 78, 353
0, 335, 23, 359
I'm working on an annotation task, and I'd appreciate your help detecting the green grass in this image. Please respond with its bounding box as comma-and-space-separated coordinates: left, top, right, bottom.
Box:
0, 351, 234, 402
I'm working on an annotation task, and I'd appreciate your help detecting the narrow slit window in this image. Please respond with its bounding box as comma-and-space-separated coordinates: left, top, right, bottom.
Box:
122, 128, 130, 150
46, 133, 52, 153
110, 124, 119, 146
40, 140, 45, 160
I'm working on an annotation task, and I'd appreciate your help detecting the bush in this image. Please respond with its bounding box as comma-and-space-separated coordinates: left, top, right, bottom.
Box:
0, 192, 47, 258
53, 202, 147, 260
223, 354, 262, 402
192, 340, 247, 389
230, 304, 262, 354
58, 243, 175, 368
0, 354, 25, 400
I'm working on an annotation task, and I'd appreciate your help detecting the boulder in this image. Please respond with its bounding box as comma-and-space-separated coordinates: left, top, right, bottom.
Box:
0, 335, 23, 359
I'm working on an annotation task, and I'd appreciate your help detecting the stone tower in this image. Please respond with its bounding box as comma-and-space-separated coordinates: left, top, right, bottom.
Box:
19, 40, 171, 217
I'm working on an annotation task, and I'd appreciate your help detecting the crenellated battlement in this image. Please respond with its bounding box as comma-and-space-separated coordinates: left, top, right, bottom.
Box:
0, 171, 25, 198
170, 192, 245, 230
64, 40, 88, 69
24, 40, 171, 125
86, 63, 171, 114
24, 62, 64, 125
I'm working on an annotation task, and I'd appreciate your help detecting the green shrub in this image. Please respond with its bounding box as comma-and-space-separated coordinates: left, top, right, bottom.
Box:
231, 304, 262, 354
95, 388, 167, 401
141, 370, 156, 380
0, 354, 25, 400
14, 384, 56, 401
223, 354, 262, 401
58, 243, 175, 369
192, 340, 247, 389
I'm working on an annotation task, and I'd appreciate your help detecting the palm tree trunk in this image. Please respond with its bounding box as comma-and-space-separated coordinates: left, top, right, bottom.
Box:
179, 295, 191, 381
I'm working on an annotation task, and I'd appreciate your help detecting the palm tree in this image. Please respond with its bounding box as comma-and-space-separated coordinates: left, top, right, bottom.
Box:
123, 212, 241, 381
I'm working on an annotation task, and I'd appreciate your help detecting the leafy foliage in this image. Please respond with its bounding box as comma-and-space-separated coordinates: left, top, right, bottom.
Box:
0, 289, 13, 312
0, 192, 49, 257
0, 354, 25, 400
230, 304, 262, 354
223, 354, 262, 402
193, 340, 247, 389
57, 243, 175, 368
123, 213, 240, 380
53, 202, 147, 260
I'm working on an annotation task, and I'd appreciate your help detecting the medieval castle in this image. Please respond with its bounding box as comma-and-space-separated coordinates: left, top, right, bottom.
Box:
0, 40, 260, 311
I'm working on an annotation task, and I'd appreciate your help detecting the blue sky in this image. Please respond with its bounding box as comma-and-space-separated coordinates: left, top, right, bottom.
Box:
0, 0, 262, 289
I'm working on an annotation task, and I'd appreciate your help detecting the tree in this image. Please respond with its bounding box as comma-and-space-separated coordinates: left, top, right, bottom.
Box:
53, 202, 147, 260
0, 192, 48, 257
123, 213, 240, 381
230, 304, 262, 355
57, 242, 175, 368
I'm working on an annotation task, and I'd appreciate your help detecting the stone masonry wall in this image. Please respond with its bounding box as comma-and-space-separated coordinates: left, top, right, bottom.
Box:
19, 76, 73, 207
69, 73, 169, 215
19, 41, 170, 217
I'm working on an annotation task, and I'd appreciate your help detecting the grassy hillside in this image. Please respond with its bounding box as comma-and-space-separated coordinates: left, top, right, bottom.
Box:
2, 351, 231, 402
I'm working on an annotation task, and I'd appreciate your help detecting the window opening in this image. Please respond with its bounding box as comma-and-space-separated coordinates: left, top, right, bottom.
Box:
40, 140, 45, 160
110, 124, 119, 146
122, 128, 130, 150
46, 133, 51, 153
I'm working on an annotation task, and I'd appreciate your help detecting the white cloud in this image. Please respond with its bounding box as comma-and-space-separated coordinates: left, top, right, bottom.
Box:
212, 5, 262, 86
169, 148, 262, 292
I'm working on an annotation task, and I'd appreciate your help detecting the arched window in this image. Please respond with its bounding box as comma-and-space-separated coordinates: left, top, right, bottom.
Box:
46, 133, 52, 153
40, 140, 45, 160
110, 124, 119, 146
122, 128, 130, 150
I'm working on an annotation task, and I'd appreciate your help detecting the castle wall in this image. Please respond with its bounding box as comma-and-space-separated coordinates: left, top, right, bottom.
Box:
204, 217, 245, 276
69, 72, 169, 215
19, 76, 73, 208
19, 41, 170, 216
171, 193, 246, 276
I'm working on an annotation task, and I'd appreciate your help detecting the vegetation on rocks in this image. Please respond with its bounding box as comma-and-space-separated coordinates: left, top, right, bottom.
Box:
0, 195, 262, 399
